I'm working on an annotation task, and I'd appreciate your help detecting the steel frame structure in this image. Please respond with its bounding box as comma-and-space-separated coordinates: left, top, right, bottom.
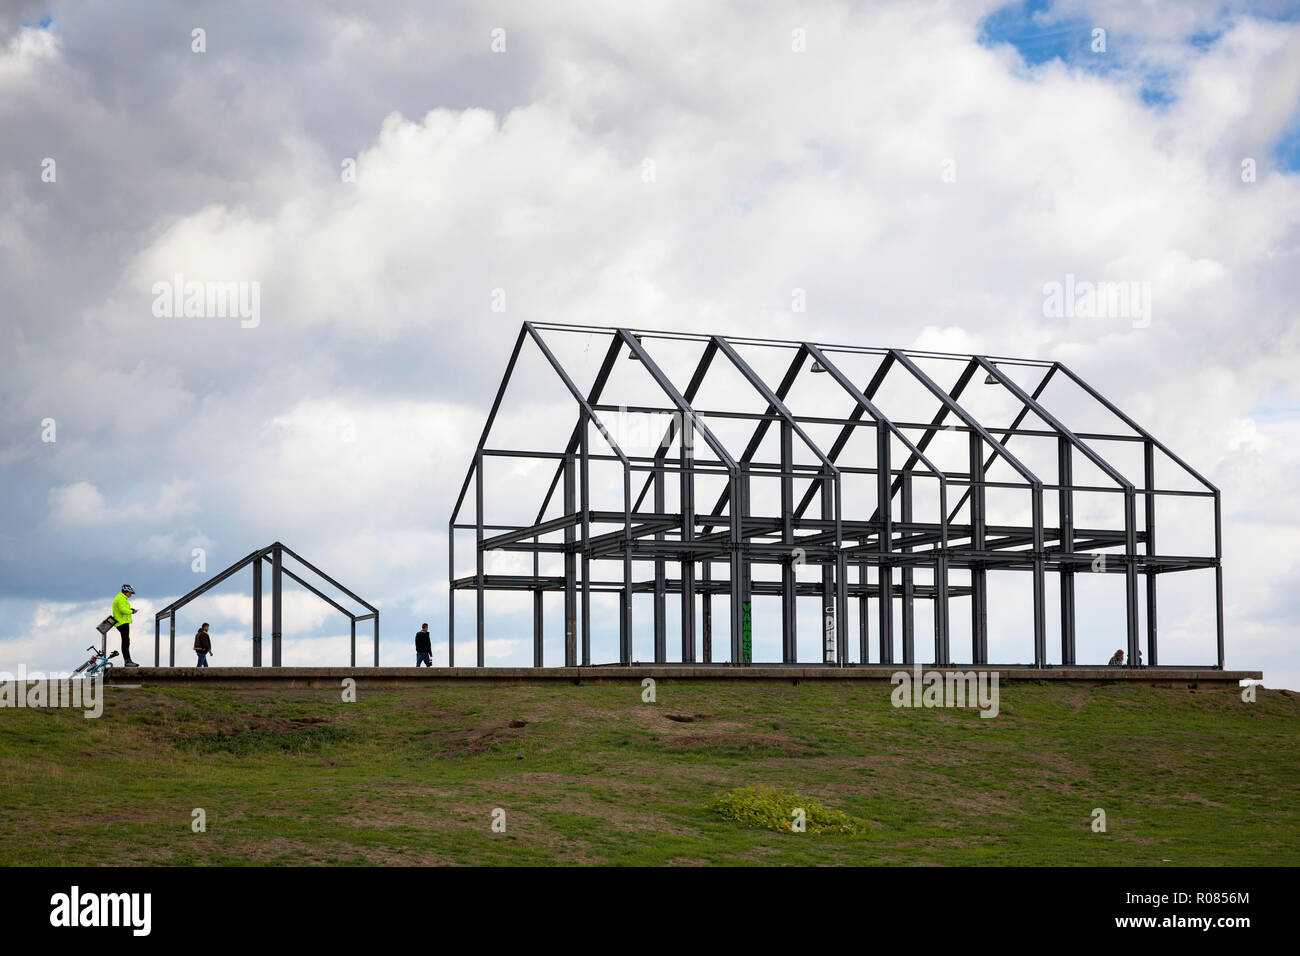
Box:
153, 542, 379, 666
449, 323, 1224, 669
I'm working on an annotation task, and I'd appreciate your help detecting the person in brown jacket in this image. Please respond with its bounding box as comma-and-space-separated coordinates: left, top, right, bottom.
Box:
194, 623, 213, 667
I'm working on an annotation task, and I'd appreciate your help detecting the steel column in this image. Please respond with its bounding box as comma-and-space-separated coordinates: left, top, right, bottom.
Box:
728, 469, 744, 665
580, 416, 591, 667
563, 453, 578, 667
859, 537, 870, 665
252, 556, 263, 667
969, 432, 987, 665
780, 421, 797, 663
1058, 438, 1076, 665
533, 535, 543, 667
701, 561, 713, 663
1144, 440, 1158, 666
835, 550, 849, 667
271, 544, 282, 667
653, 465, 667, 663
475, 453, 485, 668
901, 472, 915, 664
1214, 491, 1225, 669
447, 522, 455, 667
1031, 485, 1047, 666
878, 423, 894, 664
738, 465, 753, 664
680, 416, 697, 662
934, 552, 950, 666
621, 468, 634, 665
1124, 490, 1140, 664
821, 470, 836, 664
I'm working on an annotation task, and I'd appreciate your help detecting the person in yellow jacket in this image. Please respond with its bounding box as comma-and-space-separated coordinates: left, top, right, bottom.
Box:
111, 584, 140, 667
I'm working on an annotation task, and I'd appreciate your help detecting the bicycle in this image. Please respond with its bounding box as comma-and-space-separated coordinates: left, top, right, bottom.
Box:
73, 644, 119, 677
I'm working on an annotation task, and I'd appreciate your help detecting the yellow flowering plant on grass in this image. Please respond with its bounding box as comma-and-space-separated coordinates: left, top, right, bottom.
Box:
705, 785, 863, 835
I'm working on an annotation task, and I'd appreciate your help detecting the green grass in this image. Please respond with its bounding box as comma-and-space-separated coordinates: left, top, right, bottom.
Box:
0, 679, 1296, 865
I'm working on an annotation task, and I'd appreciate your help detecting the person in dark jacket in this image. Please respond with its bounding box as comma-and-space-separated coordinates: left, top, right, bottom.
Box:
194, 623, 213, 667
415, 623, 432, 667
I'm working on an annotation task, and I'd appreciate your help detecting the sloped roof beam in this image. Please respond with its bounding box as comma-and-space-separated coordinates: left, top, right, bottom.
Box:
617, 329, 737, 474
887, 349, 1042, 487
451, 326, 528, 524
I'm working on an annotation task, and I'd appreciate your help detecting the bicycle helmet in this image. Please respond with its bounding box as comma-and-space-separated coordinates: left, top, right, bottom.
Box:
121, 584, 135, 595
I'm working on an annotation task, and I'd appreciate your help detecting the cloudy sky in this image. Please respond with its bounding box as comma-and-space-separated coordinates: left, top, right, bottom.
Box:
1, 0, 1297, 687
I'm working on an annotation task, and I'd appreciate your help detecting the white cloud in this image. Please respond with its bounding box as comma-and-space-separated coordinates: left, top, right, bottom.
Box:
0, 25, 58, 84
47, 479, 198, 527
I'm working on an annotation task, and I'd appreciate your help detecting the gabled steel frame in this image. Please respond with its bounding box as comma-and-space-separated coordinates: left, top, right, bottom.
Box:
449, 323, 1224, 669
152, 542, 379, 666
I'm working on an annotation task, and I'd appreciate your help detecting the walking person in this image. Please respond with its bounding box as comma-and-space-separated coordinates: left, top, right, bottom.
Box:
194, 623, 213, 667
415, 623, 433, 667
112, 584, 140, 667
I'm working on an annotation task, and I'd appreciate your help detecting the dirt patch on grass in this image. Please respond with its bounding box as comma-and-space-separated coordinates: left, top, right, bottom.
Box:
655, 731, 806, 756
200, 713, 335, 735
172, 716, 355, 755
425, 720, 529, 757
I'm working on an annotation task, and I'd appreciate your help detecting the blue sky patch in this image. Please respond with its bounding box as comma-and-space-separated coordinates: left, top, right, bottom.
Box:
978, 0, 1100, 66
1275, 112, 1300, 172
980, 1, 1300, 163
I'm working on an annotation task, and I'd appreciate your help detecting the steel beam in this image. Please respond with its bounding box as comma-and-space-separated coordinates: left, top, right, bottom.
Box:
476, 453, 485, 668
533, 580, 544, 668
681, 416, 697, 663
580, 417, 591, 667
901, 473, 915, 664
969, 431, 987, 665
1144, 439, 1158, 666
448, 522, 455, 667
271, 544, 282, 667
1058, 438, 1076, 665
252, 556, 263, 667
821, 470, 836, 664
564, 453, 578, 667
653, 465, 667, 662
859, 537, 870, 665
878, 423, 894, 665
780, 421, 797, 663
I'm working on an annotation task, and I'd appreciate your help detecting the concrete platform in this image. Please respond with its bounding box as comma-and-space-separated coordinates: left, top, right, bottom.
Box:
105, 664, 1262, 689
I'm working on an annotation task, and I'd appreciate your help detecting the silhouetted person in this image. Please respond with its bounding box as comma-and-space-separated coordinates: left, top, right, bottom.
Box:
416, 623, 432, 667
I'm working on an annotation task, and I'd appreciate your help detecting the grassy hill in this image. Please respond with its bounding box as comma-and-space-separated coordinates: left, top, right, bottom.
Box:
1, 679, 1296, 865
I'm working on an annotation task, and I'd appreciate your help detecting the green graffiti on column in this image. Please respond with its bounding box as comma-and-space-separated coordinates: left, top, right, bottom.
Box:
742, 601, 753, 663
